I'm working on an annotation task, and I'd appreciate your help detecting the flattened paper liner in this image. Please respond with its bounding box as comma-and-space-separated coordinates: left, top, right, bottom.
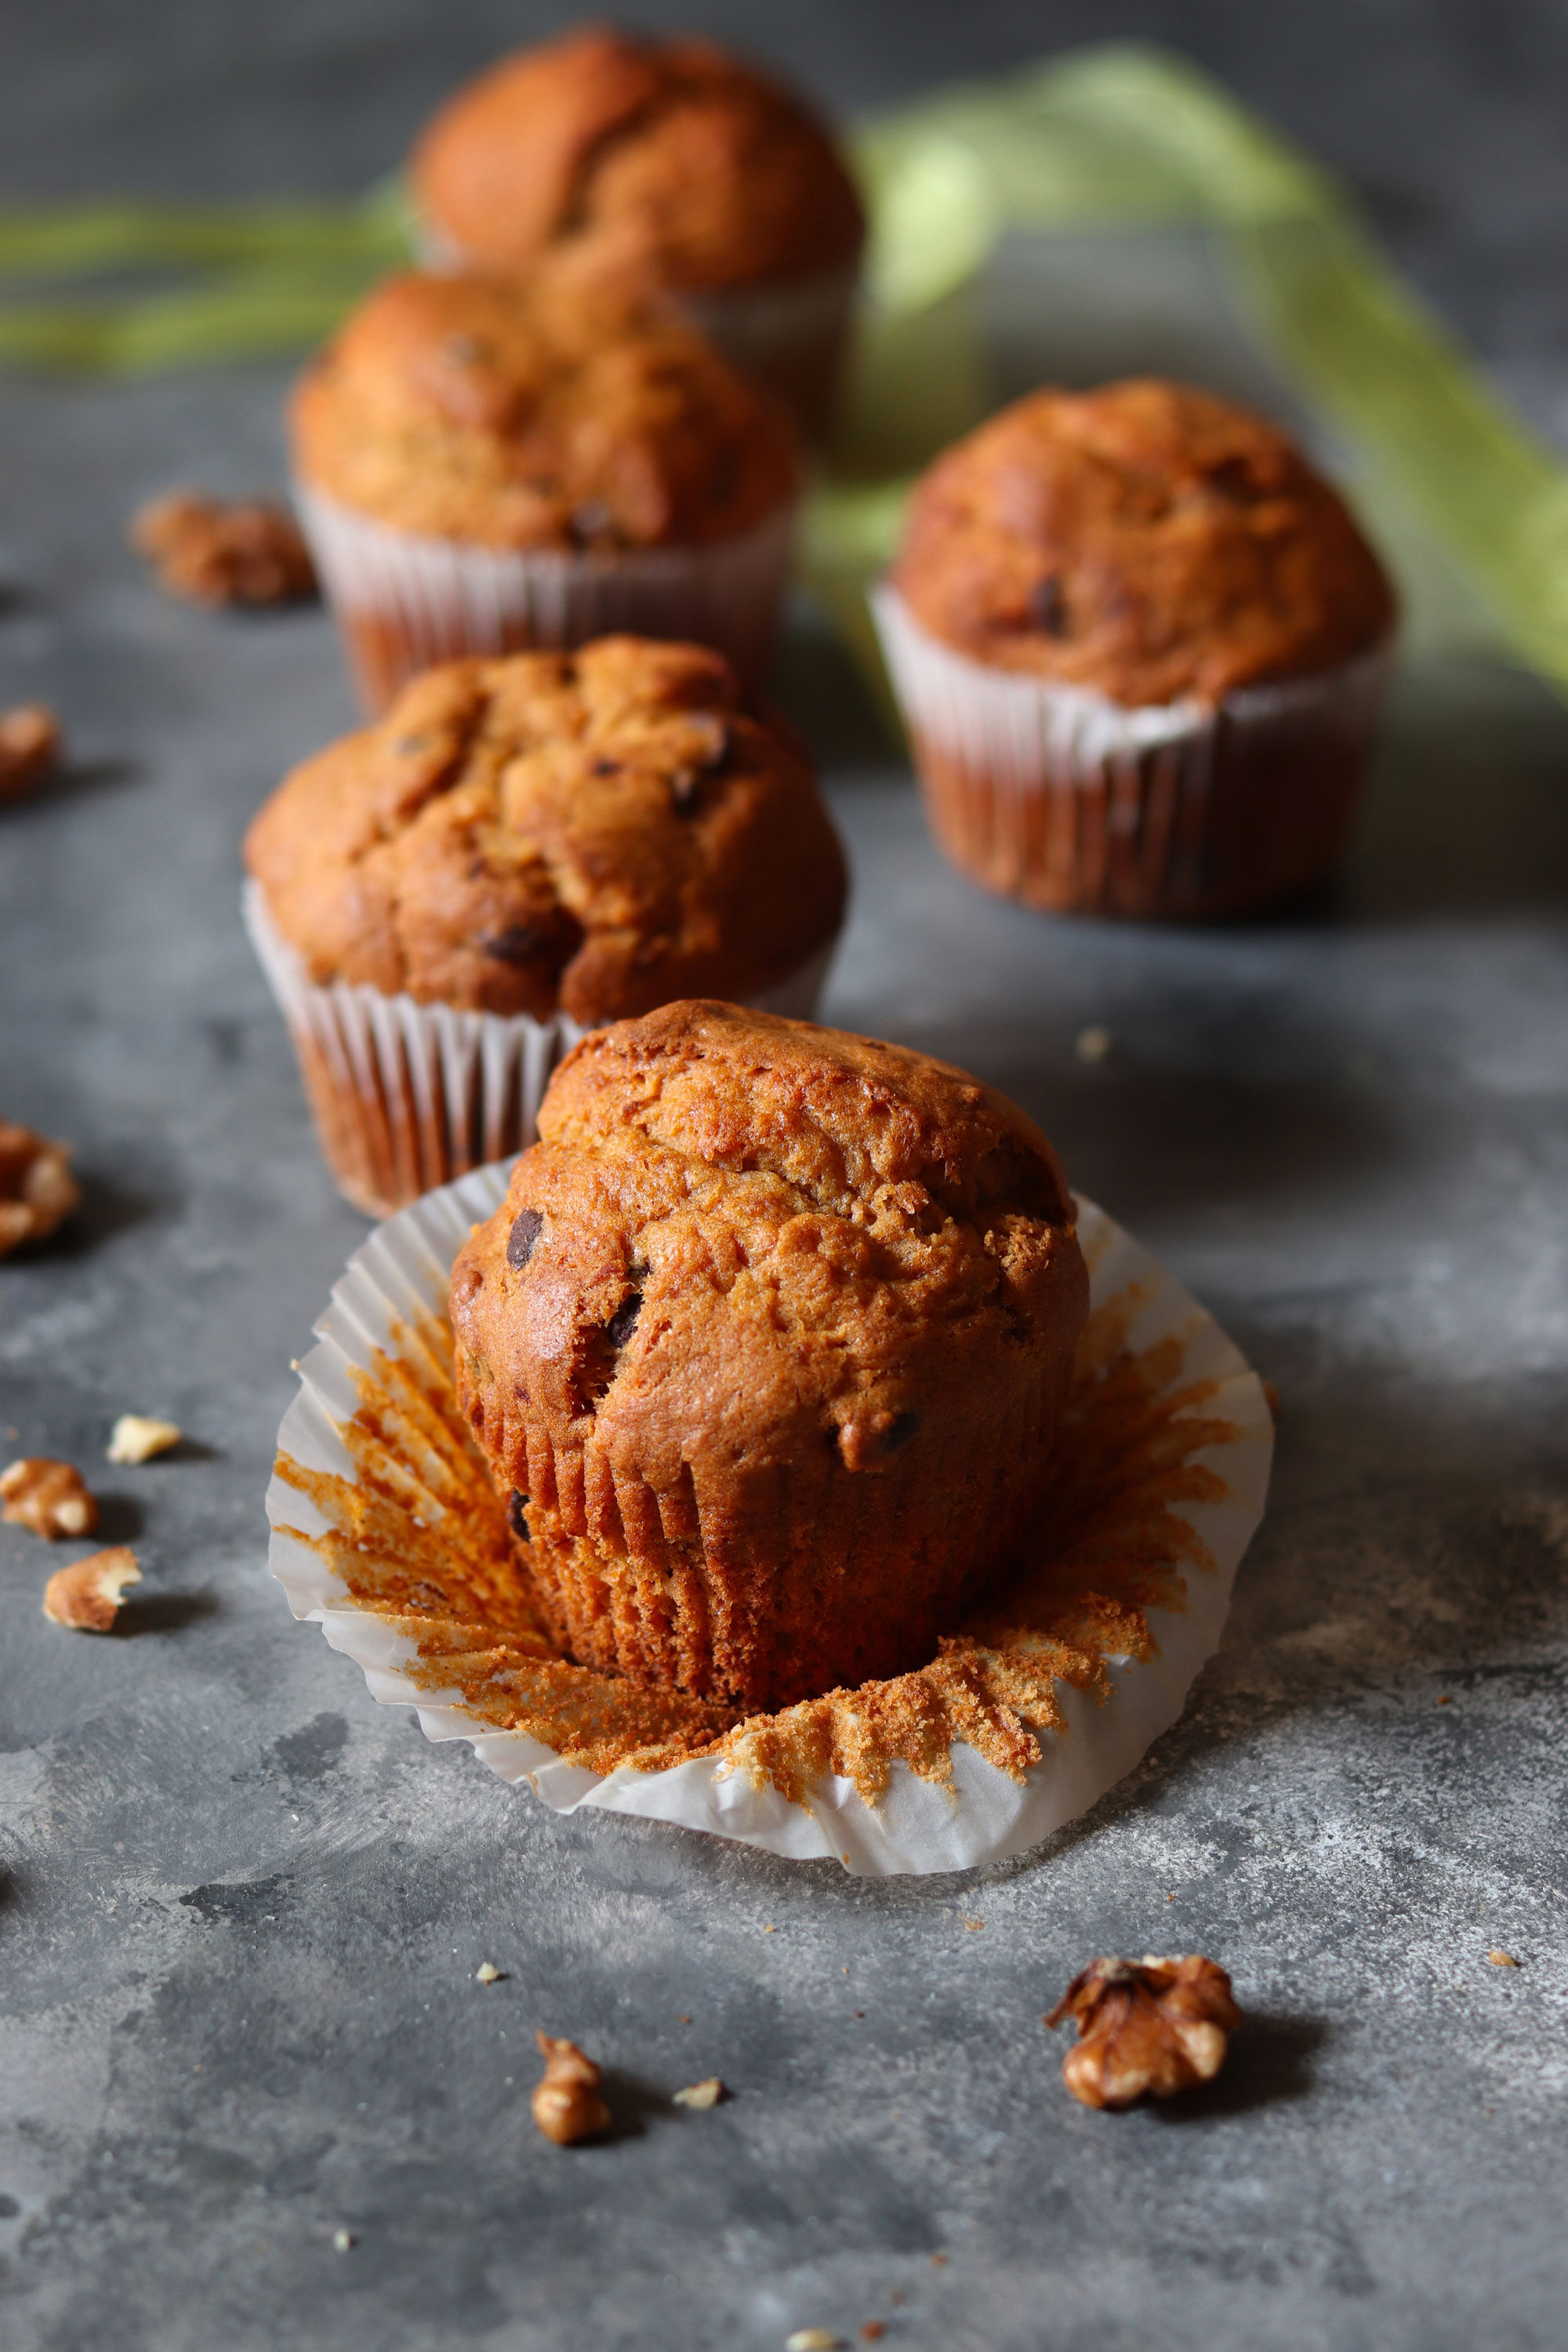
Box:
266, 1166, 1272, 1876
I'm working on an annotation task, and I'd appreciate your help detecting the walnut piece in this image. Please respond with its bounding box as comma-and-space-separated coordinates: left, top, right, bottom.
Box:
0, 704, 62, 802
106, 1414, 181, 1465
42, 1544, 140, 1631
672, 2076, 724, 2110
532, 2031, 611, 2145
0, 1122, 81, 1255
1, 1457, 99, 1540
130, 492, 318, 608
1045, 1953, 1241, 2110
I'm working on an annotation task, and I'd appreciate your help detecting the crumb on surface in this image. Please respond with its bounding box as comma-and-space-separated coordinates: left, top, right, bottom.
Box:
475, 1962, 502, 1984
0, 1123, 81, 1255
0, 704, 62, 801
1075, 1023, 1114, 1064
131, 491, 318, 608
2, 1456, 98, 1540
1487, 1949, 1520, 1968
672, 2076, 724, 2110
531, 2031, 610, 2145
42, 1545, 141, 1632
332, 2229, 354, 2253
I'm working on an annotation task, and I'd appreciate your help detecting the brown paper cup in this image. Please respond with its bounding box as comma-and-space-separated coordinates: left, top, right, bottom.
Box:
873, 584, 1392, 920
295, 485, 796, 715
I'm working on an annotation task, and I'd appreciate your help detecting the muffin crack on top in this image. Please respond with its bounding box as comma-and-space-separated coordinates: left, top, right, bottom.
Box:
245, 637, 847, 1028
451, 1003, 1089, 1709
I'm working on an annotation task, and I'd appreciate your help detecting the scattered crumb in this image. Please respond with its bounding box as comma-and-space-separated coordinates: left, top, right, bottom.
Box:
677, 2014, 691, 2024
854, 2011, 864, 2020
861, 2327, 887, 2343
1167, 1891, 1177, 1901
0, 704, 62, 802
672, 2077, 724, 2110
931, 2252, 949, 2267
2, 1457, 98, 1540
131, 491, 318, 607
0, 1123, 81, 1255
1487, 1950, 1520, 1969
1436, 1694, 1452, 1705
1075, 1024, 1114, 1065
532, 2031, 610, 2145
107, 1414, 181, 1465
332, 2229, 354, 2253
763, 1924, 777, 1934
1261, 1378, 1281, 1423
962, 1918, 984, 1931
42, 1546, 141, 1632
785, 2332, 840, 2352
474, 1962, 502, 1985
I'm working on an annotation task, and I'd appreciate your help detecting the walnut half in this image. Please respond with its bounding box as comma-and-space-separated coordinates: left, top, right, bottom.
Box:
43, 1545, 141, 1631
0, 705, 62, 802
1046, 1954, 1241, 2109
1, 1457, 99, 1540
131, 492, 318, 608
0, 1122, 81, 1255
531, 2032, 611, 2145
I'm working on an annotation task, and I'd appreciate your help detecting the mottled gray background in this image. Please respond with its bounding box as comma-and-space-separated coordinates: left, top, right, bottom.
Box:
2, 4, 1566, 2348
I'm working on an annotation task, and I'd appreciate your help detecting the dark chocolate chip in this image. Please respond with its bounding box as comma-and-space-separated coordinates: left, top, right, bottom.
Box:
605, 1283, 642, 1349
590, 757, 621, 777
507, 1490, 530, 1543
884, 1410, 920, 1454
570, 499, 612, 544
506, 1207, 543, 1269
1029, 575, 1069, 637
483, 924, 546, 964
444, 334, 488, 366
670, 768, 701, 813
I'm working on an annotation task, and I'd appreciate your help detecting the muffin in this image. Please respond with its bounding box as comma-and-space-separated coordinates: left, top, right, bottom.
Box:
875, 379, 1398, 920
448, 1000, 1090, 1711
408, 27, 866, 437
244, 637, 848, 1216
290, 267, 800, 712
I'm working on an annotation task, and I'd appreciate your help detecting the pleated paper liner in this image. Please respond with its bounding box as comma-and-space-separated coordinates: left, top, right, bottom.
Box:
295, 485, 796, 715
265, 1166, 1273, 1876
245, 883, 837, 1220
873, 584, 1392, 921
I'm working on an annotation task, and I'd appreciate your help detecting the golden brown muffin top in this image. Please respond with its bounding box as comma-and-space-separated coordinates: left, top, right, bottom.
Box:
290, 268, 799, 547
893, 379, 1398, 708
411, 27, 866, 293
244, 639, 847, 1025
450, 1000, 1086, 1486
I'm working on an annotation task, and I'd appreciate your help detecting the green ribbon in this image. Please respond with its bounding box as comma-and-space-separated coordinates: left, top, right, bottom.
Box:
2, 46, 1561, 688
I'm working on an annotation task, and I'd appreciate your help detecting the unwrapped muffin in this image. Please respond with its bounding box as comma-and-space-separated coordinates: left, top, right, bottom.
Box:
449, 1000, 1089, 1711
244, 638, 847, 1216
876, 378, 1397, 919
410, 27, 866, 437
291, 267, 800, 710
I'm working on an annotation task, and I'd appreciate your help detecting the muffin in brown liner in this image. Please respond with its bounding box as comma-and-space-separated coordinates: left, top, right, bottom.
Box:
447, 1002, 1090, 1713
880, 378, 1398, 920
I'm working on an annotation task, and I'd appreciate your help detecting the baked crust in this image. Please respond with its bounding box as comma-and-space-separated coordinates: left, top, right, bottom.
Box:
243, 638, 847, 1024
893, 378, 1397, 709
449, 1002, 1089, 1708
290, 267, 799, 547
411, 27, 866, 292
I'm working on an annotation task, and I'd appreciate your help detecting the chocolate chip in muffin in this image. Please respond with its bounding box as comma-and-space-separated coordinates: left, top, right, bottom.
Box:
484, 923, 550, 965
507, 1489, 531, 1542
604, 1282, 642, 1349
507, 1207, 543, 1269
1029, 575, 1069, 637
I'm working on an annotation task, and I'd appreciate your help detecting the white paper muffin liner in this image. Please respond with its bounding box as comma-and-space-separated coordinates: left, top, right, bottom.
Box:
295, 485, 796, 713
264, 1163, 1273, 1876
245, 880, 836, 1218
873, 583, 1392, 920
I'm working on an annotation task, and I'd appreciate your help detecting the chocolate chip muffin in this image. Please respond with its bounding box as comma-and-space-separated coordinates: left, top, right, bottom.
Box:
876, 378, 1396, 918
449, 1001, 1089, 1711
291, 267, 801, 710
409, 27, 866, 435
244, 639, 847, 1216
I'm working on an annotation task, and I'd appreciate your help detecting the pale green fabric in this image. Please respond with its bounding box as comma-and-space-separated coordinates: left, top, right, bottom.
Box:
2, 46, 1560, 686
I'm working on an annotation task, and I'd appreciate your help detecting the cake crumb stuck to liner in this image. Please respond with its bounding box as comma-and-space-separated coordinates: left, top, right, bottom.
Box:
42, 1545, 141, 1632
2, 1457, 99, 1540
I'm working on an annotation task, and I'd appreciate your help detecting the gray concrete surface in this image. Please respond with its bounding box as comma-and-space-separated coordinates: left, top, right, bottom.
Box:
2, 5, 1566, 2348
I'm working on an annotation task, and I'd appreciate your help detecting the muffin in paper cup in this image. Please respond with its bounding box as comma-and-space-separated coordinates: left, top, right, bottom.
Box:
296, 485, 795, 717
874, 584, 1392, 920
289, 267, 802, 714
883, 379, 1399, 921
264, 1166, 1272, 1876
407, 27, 866, 441
243, 638, 848, 1218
